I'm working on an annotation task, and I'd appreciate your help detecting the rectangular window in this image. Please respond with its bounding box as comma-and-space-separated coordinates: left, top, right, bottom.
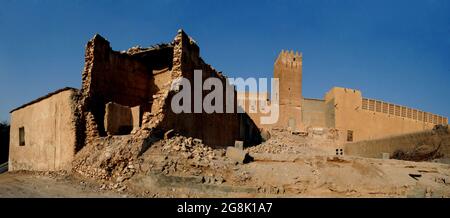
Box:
19, 127, 25, 146
375, 101, 381, 112
347, 130, 353, 142
394, 105, 399, 116
401, 107, 407, 117
382, 102, 388, 114
412, 110, 417, 120
368, 100, 375, 111
362, 98, 368, 110
389, 104, 395, 115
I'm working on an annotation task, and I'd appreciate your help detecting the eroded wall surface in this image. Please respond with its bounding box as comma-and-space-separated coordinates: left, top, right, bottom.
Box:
9, 89, 77, 171
80, 35, 173, 138
78, 30, 259, 148
161, 30, 259, 147
301, 98, 331, 129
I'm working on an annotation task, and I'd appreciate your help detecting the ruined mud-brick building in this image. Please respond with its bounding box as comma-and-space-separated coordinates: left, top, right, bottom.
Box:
238, 50, 448, 147
9, 30, 260, 171
9, 88, 78, 171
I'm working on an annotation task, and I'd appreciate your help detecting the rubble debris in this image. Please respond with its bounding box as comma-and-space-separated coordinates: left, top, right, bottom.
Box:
226, 147, 251, 164
260, 129, 271, 142
392, 143, 444, 162
409, 173, 422, 180
247, 129, 329, 155
164, 129, 175, 140
234, 141, 244, 150
292, 131, 308, 136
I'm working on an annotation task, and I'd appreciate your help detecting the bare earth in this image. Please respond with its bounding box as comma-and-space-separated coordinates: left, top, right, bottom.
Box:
1, 130, 449, 198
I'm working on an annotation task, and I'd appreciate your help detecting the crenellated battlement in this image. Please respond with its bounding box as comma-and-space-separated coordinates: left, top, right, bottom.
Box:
275, 49, 303, 68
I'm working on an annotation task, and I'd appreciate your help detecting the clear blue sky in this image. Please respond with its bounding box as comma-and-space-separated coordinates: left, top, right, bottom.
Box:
1, 0, 449, 122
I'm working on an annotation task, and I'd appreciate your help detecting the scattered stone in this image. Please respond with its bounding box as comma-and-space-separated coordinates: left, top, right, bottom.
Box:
164, 129, 175, 140
234, 141, 244, 150
226, 147, 250, 164
409, 173, 422, 180
118, 186, 127, 192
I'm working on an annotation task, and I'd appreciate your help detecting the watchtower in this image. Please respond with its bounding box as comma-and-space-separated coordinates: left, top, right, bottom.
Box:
274, 50, 302, 106
273, 50, 303, 131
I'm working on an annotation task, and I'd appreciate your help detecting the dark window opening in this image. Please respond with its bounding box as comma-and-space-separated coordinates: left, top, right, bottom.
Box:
347, 130, 353, 142
19, 127, 25, 146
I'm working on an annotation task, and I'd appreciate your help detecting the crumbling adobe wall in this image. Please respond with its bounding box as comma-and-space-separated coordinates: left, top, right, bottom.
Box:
76, 30, 259, 150
77, 34, 174, 147
159, 30, 260, 147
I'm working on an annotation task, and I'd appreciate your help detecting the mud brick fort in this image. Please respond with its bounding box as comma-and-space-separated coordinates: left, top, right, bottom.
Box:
7, 30, 449, 171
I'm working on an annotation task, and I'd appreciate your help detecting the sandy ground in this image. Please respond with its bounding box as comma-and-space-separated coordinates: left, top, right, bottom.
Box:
1, 154, 449, 198
1, 130, 449, 198
0, 172, 124, 198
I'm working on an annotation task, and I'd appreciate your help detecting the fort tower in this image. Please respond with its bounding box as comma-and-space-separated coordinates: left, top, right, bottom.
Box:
273, 50, 303, 130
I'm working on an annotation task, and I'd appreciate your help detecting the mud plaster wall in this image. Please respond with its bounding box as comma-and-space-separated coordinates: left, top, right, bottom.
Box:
325, 87, 440, 144
301, 98, 331, 129
344, 128, 450, 159
81, 34, 173, 136
160, 30, 259, 147
9, 89, 77, 171
80, 30, 259, 148
235, 92, 273, 131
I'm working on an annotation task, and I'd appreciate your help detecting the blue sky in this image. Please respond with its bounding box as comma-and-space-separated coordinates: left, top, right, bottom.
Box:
0, 0, 449, 121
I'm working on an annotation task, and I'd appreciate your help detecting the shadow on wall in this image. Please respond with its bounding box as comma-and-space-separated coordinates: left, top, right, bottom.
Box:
391, 125, 449, 162
240, 112, 262, 147
345, 124, 450, 161
0, 121, 10, 163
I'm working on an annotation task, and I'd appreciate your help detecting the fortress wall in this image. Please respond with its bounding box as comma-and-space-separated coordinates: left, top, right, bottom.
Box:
344, 127, 450, 159
236, 92, 273, 130
325, 87, 445, 144
301, 98, 331, 129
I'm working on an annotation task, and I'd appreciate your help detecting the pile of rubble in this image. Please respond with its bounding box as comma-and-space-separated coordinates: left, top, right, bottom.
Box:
72, 134, 149, 185
247, 129, 335, 155
247, 129, 309, 154
392, 143, 444, 162
145, 134, 230, 177
162, 135, 217, 163
71, 120, 238, 193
